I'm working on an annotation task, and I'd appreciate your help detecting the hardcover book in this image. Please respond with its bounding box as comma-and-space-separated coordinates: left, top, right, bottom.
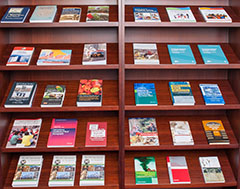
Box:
86, 6, 109, 22
133, 7, 161, 22
202, 120, 229, 145
1, 7, 30, 23
134, 83, 158, 106
129, 118, 159, 146
59, 7, 81, 22
48, 155, 76, 186
30, 5, 57, 23
133, 43, 159, 64
7, 47, 34, 66
168, 45, 196, 64
134, 156, 158, 184
166, 7, 196, 22
4, 81, 37, 108
199, 156, 225, 183
80, 155, 105, 186
47, 119, 77, 148
85, 122, 107, 147
199, 7, 232, 22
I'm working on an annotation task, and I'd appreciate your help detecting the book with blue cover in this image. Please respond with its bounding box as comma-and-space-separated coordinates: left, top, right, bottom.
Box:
134, 83, 158, 106
30, 5, 57, 23
199, 84, 225, 105
133, 7, 161, 22
198, 45, 229, 64
168, 45, 196, 64
1, 7, 30, 23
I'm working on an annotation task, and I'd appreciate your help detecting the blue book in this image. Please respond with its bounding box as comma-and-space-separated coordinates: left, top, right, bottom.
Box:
199, 84, 225, 105
1, 7, 30, 23
30, 5, 57, 23
198, 45, 229, 64
133, 7, 161, 22
168, 45, 196, 64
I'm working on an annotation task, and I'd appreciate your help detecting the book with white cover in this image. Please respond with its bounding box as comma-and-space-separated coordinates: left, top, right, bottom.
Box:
166, 7, 196, 22
199, 7, 232, 23
7, 47, 34, 66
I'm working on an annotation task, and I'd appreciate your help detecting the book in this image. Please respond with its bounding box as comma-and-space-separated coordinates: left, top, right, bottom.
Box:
41, 85, 66, 107
133, 7, 161, 22
167, 156, 191, 184
86, 6, 109, 22
202, 120, 229, 145
30, 5, 57, 23
4, 81, 37, 108
48, 155, 76, 186
133, 43, 160, 65
199, 84, 225, 105
129, 118, 159, 146
76, 79, 103, 107
6, 118, 42, 148
199, 156, 225, 183
85, 122, 107, 147
82, 43, 107, 65
47, 119, 77, 148
134, 156, 158, 184
166, 7, 196, 22
37, 49, 72, 66
80, 155, 105, 186
168, 45, 196, 64
199, 7, 232, 23
169, 81, 195, 105
1, 7, 30, 23
6, 47, 34, 66
12, 155, 43, 187
134, 83, 158, 106
169, 121, 194, 145
59, 7, 81, 22
198, 45, 229, 64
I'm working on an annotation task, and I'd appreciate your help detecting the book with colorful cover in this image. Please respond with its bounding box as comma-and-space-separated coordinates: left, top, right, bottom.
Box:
202, 120, 229, 145
199, 7, 232, 22
168, 45, 196, 64
85, 122, 107, 147
166, 7, 196, 22
199, 156, 225, 183
59, 7, 81, 22
129, 118, 159, 146
80, 155, 105, 186
133, 7, 161, 22
47, 119, 77, 148
86, 6, 109, 22
7, 47, 34, 66
30, 5, 57, 23
48, 155, 76, 186
1, 7, 30, 23
134, 156, 158, 184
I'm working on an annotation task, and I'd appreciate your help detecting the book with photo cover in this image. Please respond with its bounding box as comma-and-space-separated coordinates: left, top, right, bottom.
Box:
133, 7, 161, 22
166, 7, 196, 22
86, 6, 109, 22
1, 7, 30, 23
59, 7, 81, 22
199, 7, 232, 22
30, 5, 57, 23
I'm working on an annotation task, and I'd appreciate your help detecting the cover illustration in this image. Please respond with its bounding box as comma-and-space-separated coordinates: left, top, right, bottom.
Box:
166, 7, 196, 22
133, 7, 161, 22
1, 7, 30, 23
86, 6, 109, 22
59, 7, 81, 22
7, 47, 34, 66
199, 7, 232, 22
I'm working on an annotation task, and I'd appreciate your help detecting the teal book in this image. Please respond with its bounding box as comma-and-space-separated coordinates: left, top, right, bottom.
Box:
30, 5, 57, 23
198, 45, 229, 64
168, 45, 196, 64
134, 83, 158, 106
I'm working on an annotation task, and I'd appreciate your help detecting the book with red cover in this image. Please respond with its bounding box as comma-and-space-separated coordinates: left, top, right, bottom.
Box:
85, 122, 107, 147
47, 118, 77, 148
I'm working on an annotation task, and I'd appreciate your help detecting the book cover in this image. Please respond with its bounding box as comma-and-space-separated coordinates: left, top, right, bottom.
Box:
199, 156, 225, 183
199, 7, 232, 22
1, 7, 30, 23
59, 7, 81, 22
129, 118, 159, 146
202, 120, 229, 145
77, 79, 102, 107
198, 45, 229, 64
12, 155, 43, 187
48, 155, 76, 186
168, 45, 196, 64
133, 7, 161, 22
166, 7, 196, 22
86, 6, 109, 22
37, 49, 72, 66
134, 83, 158, 106
4, 81, 37, 108
169, 121, 194, 145
169, 81, 195, 105
6, 118, 42, 148
134, 156, 158, 184
41, 85, 66, 107
47, 119, 77, 148
7, 47, 35, 66
133, 43, 159, 64
85, 122, 107, 147
199, 84, 225, 105
80, 155, 105, 186
30, 5, 57, 23
82, 43, 107, 65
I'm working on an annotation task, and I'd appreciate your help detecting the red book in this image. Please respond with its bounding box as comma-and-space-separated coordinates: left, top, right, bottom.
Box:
85, 122, 107, 147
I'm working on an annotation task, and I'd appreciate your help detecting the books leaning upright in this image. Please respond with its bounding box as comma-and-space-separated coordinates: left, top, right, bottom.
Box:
1, 7, 30, 23
86, 6, 109, 22
59, 7, 81, 22
166, 7, 196, 22
30, 5, 57, 23
133, 7, 161, 22
7, 47, 34, 66
199, 7, 232, 22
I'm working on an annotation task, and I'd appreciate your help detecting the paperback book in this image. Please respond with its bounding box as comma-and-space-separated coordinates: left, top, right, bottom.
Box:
199, 7, 232, 22
1, 7, 30, 23
30, 5, 57, 23
86, 6, 109, 22
133, 7, 161, 22
129, 118, 159, 146
59, 7, 81, 22
166, 7, 196, 22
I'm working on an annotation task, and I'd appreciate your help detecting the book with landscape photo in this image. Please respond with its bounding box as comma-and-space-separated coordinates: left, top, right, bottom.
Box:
86, 6, 109, 22
59, 7, 81, 22
30, 5, 57, 23
166, 7, 196, 22
199, 7, 232, 22
133, 7, 161, 22
1, 7, 30, 23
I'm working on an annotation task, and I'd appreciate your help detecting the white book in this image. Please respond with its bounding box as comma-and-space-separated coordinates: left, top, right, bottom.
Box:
30, 6, 57, 23
199, 7, 232, 23
166, 7, 196, 22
